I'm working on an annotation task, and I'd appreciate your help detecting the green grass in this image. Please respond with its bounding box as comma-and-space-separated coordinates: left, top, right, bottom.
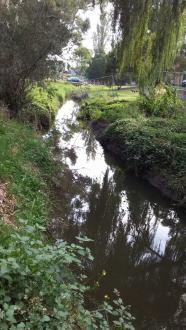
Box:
20, 81, 75, 130
86, 84, 139, 102
0, 81, 76, 227
80, 86, 186, 206
0, 81, 76, 228
0, 119, 54, 229
79, 87, 140, 122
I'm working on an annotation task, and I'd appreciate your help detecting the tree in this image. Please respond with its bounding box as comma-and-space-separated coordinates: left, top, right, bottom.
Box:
93, 9, 109, 54
0, 0, 89, 114
105, 41, 135, 86
98, 0, 186, 91
86, 8, 109, 80
74, 46, 92, 75
174, 42, 186, 72
86, 51, 107, 79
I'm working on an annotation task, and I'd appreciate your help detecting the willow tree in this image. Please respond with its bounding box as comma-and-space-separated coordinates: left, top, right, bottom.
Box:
99, 0, 186, 91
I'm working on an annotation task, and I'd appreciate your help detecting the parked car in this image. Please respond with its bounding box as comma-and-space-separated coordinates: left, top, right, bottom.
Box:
181, 79, 186, 87
67, 77, 81, 84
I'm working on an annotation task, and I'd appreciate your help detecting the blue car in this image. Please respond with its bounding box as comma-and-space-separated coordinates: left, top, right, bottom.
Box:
67, 77, 81, 83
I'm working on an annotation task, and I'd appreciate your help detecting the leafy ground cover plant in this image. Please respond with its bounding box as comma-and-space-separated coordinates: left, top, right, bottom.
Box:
0, 229, 135, 329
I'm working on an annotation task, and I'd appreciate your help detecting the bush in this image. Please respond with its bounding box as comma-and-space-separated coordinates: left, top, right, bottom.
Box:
79, 98, 139, 123
0, 227, 135, 329
106, 117, 185, 169
19, 82, 75, 130
139, 85, 182, 117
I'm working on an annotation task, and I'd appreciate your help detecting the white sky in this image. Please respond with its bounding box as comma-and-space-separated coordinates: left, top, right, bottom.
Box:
81, 3, 113, 52
81, 5, 101, 50
61, 4, 112, 67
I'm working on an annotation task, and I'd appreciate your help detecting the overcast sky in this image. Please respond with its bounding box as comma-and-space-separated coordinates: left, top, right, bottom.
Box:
82, 3, 113, 52
81, 5, 101, 51
61, 4, 112, 67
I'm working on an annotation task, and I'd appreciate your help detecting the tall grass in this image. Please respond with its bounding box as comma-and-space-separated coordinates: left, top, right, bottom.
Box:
0, 119, 53, 227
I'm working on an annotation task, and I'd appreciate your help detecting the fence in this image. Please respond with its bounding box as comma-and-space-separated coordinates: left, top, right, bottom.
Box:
84, 71, 186, 99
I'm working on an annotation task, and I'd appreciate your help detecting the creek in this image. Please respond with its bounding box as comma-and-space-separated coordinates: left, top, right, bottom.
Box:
47, 100, 186, 329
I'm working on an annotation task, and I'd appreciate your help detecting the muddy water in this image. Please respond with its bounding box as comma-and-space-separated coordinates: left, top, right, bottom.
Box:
49, 100, 186, 329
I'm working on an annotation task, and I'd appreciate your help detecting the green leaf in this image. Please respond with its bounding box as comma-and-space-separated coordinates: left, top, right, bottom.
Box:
42, 315, 50, 322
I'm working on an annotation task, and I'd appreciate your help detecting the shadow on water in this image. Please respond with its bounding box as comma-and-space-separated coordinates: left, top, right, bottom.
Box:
47, 100, 186, 329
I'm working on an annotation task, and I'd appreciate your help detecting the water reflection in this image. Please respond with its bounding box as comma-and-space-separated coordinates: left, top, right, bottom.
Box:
50, 101, 186, 329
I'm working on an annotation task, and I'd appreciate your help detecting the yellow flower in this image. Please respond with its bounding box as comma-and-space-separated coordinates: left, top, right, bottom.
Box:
102, 270, 107, 276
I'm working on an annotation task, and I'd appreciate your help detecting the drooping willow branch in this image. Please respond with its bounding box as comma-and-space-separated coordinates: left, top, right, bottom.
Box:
96, 0, 186, 88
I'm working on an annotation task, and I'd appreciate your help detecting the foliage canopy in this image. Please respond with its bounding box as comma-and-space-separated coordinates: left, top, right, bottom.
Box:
0, 0, 88, 112
98, 0, 186, 89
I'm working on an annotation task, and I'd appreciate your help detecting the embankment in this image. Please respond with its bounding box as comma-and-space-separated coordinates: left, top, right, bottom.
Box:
91, 119, 185, 206
19, 81, 75, 130
0, 87, 134, 328
79, 92, 186, 207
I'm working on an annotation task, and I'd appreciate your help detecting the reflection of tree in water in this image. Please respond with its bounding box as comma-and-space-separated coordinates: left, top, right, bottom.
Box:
64, 168, 120, 247
90, 172, 186, 328
63, 164, 186, 328
81, 129, 98, 161
84, 169, 122, 268
50, 101, 186, 327
63, 147, 77, 165
57, 124, 98, 165
53, 143, 186, 328
58, 120, 80, 143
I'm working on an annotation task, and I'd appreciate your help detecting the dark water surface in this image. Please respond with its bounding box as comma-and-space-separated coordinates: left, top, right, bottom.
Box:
49, 100, 186, 329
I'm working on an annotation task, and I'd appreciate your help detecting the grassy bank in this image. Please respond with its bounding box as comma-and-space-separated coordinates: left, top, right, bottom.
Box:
0, 120, 55, 228
79, 87, 186, 207
20, 81, 75, 130
0, 90, 134, 328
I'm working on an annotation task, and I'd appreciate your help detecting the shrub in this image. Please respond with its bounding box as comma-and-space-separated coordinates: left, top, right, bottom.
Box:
139, 85, 182, 117
0, 227, 135, 329
79, 98, 140, 123
19, 82, 75, 130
